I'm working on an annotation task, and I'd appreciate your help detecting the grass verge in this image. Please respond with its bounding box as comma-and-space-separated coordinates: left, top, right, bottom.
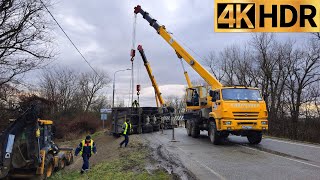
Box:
50, 138, 172, 180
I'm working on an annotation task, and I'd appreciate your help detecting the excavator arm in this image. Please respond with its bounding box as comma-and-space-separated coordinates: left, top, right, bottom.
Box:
134, 5, 222, 89
137, 45, 166, 107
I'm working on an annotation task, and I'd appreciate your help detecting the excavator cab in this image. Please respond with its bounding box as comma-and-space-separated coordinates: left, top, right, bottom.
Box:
38, 120, 54, 149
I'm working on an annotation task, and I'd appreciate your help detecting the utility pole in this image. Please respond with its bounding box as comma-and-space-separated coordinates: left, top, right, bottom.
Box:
112, 69, 131, 108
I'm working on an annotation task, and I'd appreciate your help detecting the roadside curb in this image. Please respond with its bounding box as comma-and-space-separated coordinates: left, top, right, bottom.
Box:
263, 135, 320, 146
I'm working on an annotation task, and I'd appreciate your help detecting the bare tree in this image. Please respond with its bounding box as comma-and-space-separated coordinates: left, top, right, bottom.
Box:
312, 33, 320, 40
203, 33, 320, 140
56, 68, 78, 111
309, 82, 320, 117
0, 83, 19, 110
219, 45, 238, 86
39, 68, 58, 113
91, 95, 111, 113
204, 51, 225, 82
40, 68, 111, 114
250, 33, 275, 103
79, 71, 111, 112
40, 67, 81, 114
250, 33, 294, 124
165, 95, 185, 114
0, 0, 54, 86
285, 40, 320, 138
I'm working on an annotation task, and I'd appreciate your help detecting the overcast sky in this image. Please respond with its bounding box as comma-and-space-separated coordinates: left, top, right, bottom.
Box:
31, 0, 307, 107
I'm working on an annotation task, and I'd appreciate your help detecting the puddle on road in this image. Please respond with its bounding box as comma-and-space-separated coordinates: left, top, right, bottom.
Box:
149, 143, 197, 180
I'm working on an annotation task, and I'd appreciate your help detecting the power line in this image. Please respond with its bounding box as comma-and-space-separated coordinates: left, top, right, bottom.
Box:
39, 0, 100, 76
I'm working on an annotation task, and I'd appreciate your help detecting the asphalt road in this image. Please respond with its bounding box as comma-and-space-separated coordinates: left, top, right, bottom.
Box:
144, 127, 320, 180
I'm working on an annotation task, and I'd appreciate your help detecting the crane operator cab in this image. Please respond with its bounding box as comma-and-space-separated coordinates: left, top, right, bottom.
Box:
186, 86, 211, 108
193, 91, 199, 106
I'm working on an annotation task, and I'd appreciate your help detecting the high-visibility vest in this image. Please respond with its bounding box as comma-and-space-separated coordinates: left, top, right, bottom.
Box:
123, 122, 132, 135
80, 139, 94, 155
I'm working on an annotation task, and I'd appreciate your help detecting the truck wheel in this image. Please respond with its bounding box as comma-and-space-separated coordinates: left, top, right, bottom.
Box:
153, 124, 160, 132
186, 121, 191, 136
66, 152, 73, 165
247, 132, 262, 144
58, 158, 66, 170
142, 124, 153, 133
191, 121, 200, 138
209, 122, 221, 145
40, 153, 54, 179
132, 126, 138, 134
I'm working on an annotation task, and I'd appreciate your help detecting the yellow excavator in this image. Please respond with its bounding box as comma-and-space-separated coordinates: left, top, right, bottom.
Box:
0, 105, 73, 179
134, 5, 268, 144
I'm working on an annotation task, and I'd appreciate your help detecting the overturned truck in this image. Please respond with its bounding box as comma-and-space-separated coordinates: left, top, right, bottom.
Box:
111, 107, 174, 136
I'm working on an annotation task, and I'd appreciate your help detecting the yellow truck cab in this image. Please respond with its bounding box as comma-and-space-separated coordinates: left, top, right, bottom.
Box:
185, 86, 268, 144
209, 87, 268, 132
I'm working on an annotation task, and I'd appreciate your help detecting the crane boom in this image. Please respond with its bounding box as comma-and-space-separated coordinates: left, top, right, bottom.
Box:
134, 5, 222, 89
137, 45, 166, 106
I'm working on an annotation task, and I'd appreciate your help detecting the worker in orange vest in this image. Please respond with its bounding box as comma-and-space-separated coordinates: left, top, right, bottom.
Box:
75, 135, 97, 174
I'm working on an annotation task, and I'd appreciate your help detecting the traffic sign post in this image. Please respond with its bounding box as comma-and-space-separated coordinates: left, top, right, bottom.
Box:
101, 114, 107, 129
100, 109, 111, 129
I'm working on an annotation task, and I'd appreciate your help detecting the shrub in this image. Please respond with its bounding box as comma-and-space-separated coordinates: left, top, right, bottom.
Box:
54, 112, 101, 140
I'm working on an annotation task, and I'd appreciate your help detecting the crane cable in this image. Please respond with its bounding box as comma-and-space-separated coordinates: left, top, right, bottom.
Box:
130, 14, 137, 106
132, 13, 141, 103
131, 14, 137, 51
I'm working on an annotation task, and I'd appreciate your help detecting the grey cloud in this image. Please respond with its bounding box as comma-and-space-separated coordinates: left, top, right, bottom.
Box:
25, 0, 306, 106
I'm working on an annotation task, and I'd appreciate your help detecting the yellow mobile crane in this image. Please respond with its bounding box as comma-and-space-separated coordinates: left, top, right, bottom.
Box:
137, 45, 165, 108
134, 5, 268, 144
137, 45, 175, 129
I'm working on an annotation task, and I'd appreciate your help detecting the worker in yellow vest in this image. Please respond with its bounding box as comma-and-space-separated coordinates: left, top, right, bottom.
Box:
75, 135, 97, 174
120, 119, 132, 148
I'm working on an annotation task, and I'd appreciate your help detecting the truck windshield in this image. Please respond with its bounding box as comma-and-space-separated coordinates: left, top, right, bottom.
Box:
222, 89, 262, 101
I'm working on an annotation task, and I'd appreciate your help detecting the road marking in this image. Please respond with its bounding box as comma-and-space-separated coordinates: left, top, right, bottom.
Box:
242, 145, 320, 169
176, 146, 227, 180
264, 138, 320, 149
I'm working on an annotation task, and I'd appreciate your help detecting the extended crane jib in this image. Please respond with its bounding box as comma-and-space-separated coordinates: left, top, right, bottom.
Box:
134, 5, 161, 32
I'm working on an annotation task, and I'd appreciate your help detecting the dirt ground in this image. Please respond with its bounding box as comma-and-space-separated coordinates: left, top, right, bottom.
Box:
63, 131, 142, 172
53, 130, 195, 180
